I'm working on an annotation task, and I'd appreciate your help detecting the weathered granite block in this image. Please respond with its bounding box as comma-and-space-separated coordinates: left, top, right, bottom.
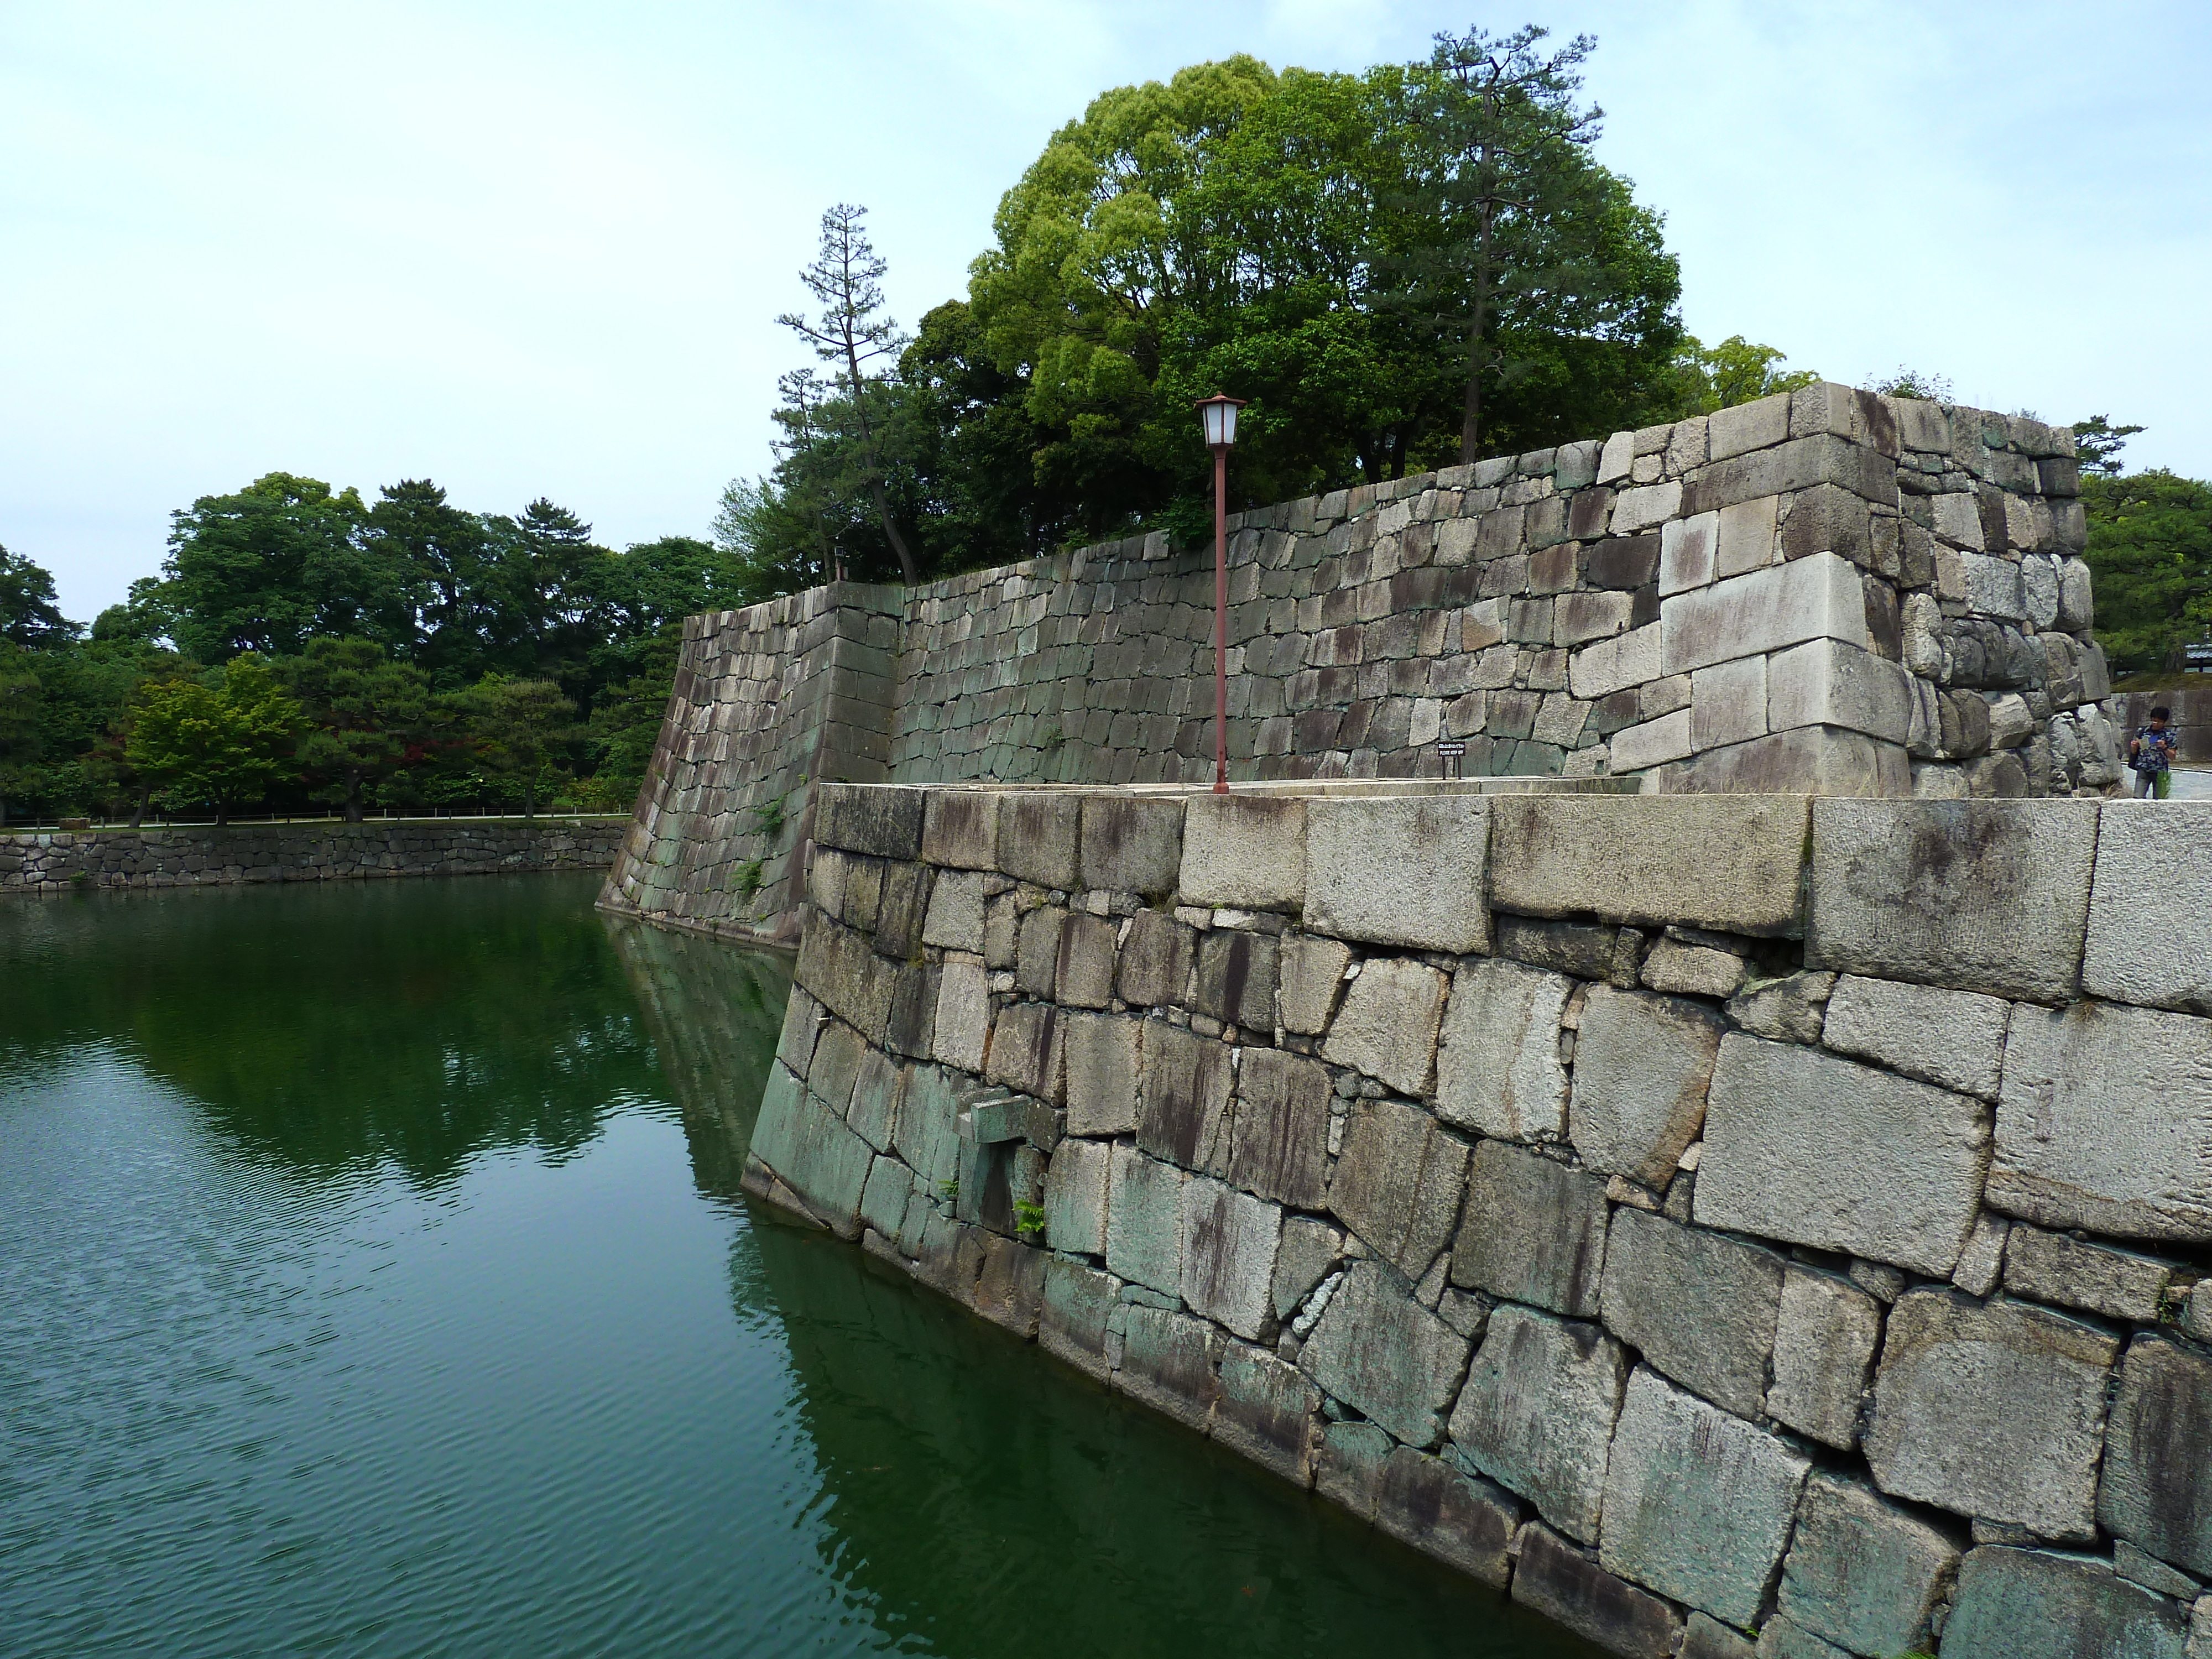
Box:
858, 1154, 917, 1242
1043, 1135, 1113, 1256
1039, 1255, 1120, 1381
1767, 1266, 1881, 1451
1194, 926, 1278, 1031
972, 1233, 1047, 1337
1055, 912, 1119, 1010
1300, 1261, 1468, 1449
1327, 1095, 1469, 1281
1105, 1144, 1185, 1296
1660, 552, 1874, 677
1819, 972, 2010, 1099
1864, 1289, 2117, 1540
1766, 637, 1913, 744
1181, 795, 1306, 910
795, 917, 896, 1041
1600, 1207, 1784, 1419
1494, 914, 1621, 978
1599, 1367, 1811, 1626
889, 1063, 962, 1189
1270, 1215, 1341, 1320
1214, 1340, 1321, 1485
1062, 1012, 1141, 1138
1777, 1472, 1959, 1658
2101, 1335, 2212, 1579
1374, 1447, 1517, 1589
873, 860, 933, 958
1016, 905, 1066, 999
1117, 907, 1194, 1007
1449, 1141, 1609, 1318
1115, 1303, 1219, 1433
1640, 937, 1745, 998
1305, 795, 1491, 954
1449, 1304, 1626, 1543
1276, 933, 1350, 1035
1180, 1175, 1282, 1340
813, 784, 925, 859
1226, 1046, 1331, 1210
1080, 795, 1184, 894
921, 868, 988, 953
1321, 957, 1448, 1097
1569, 986, 1726, 1188
1992, 1001, 2212, 1243
1513, 1522, 1685, 1659
1680, 1612, 1756, 1659
751, 1061, 875, 1234
807, 1020, 869, 1115
1806, 799, 2099, 1002
2004, 1225, 2176, 1323
1317, 1420, 1393, 1521
998, 792, 1081, 890
2085, 804, 2212, 1014
921, 789, 998, 870
1698, 1034, 1988, 1276
1940, 1547, 2190, 1659
1136, 1020, 1232, 1169
1489, 795, 1809, 935
1434, 958, 1573, 1142
844, 1048, 904, 1150
985, 1000, 1063, 1103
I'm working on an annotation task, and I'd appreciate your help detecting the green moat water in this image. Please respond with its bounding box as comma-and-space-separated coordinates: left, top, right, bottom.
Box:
0, 875, 1595, 1658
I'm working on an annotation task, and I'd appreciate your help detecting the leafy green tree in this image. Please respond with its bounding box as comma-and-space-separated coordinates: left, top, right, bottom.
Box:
779, 205, 921, 583
1663, 334, 1820, 415
0, 545, 77, 649
124, 654, 301, 824
0, 640, 44, 825
465, 674, 576, 818
160, 474, 383, 661
362, 478, 489, 679
2072, 415, 2146, 479
1865, 367, 1955, 402
2083, 469, 2212, 674
274, 637, 433, 821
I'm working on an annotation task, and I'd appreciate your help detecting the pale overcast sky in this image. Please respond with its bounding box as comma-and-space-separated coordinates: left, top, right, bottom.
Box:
4, 0, 2207, 624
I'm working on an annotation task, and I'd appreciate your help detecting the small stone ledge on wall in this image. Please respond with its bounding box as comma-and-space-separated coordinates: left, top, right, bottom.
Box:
747, 781, 2212, 1659
0, 817, 627, 893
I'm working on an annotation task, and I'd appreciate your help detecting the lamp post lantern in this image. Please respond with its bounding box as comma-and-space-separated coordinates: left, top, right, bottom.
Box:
1196, 393, 1245, 794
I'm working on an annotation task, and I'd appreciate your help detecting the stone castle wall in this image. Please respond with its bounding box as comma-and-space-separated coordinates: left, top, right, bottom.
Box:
745, 781, 2212, 1659
0, 816, 627, 893
603, 385, 2122, 947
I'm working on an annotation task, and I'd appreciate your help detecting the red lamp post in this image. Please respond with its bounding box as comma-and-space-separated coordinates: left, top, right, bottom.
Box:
1196, 393, 1245, 794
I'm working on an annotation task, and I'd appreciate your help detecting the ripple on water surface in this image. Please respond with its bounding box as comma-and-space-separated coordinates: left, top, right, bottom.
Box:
0, 877, 1595, 1658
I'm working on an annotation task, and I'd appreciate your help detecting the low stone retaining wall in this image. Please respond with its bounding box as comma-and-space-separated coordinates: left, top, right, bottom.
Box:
745, 781, 2212, 1659
0, 817, 628, 893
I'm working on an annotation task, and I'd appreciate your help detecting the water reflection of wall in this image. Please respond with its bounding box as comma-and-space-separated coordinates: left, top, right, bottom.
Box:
603, 916, 791, 1204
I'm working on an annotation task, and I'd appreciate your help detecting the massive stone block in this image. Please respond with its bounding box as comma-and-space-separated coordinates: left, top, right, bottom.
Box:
1116, 908, 1194, 1008
1055, 912, 1120, 1010
795, 916, 896, 1042
1568, 986, 1726, 1188
1193, 926, 1278, 1032
921, 868, 987, 952
1062, 1012, 1141, 1138
1225, 1046, 1330, 1210
1299, 1261, 1468, 1449
750, 1061, 875, 1234
813, 784, 925, 859
1806, 798, 2099, 1002
1181, 795, 1306, 910
1373, 1447, 1517, 1589
889, 1063, 963, 1189
1767, 1266, 1882, 1451
1659, 551, 1874, 677
1599, 1207, 1785, 1420
1320, 956, 1448, 1097
1599, 1367, 1811, 1627
2100, 1335, 2212, 1579
1326, 1095, 1469, 1281
1698, 1035, 1989, 1277
1179, 1175, 1282, 1341
1079, 795, 1184, 894
1039, 1255, 1119, 1381
1819, 972, 2010, 1099
972, 1232, 1047, 1338
931, 958, 990, 1073
1863, 1289, 2117, 1540
1213, 1340, 1321, 1485
1136, 1020, 1233, 1170
1512, 1523, 1685, 1659
2085, 803, 2212, 1014
921, 788, 998, 870
1776, 1472, 1959, 1659
1489, 794, 1809, 935
1433, 958, 1573, 1142
996, 791, 1081, 891
1939, 1547, 2190, 1659
1276, 934, 1350, 1035
1304, 795, 1491, 954
985, 1000, 1064, 1103
1016, 905, 1066, 999
1115, 1302, 1219, 1433
1449, 1141, 1609, 1318
1104, 1143, 1185, 1296
1042, 1135, 1113, 1257
1448, 1304, 1626, 1543
2004, 1225, 2177, 1323
1992, 1000, 2212, 1243
1766, 637, 1912, 744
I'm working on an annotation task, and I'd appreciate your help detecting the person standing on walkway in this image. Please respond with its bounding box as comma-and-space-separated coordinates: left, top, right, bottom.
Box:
2130, 706, 2178, 799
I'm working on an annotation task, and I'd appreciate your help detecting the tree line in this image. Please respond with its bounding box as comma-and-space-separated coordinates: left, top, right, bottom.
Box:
0, 477, 752, 826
